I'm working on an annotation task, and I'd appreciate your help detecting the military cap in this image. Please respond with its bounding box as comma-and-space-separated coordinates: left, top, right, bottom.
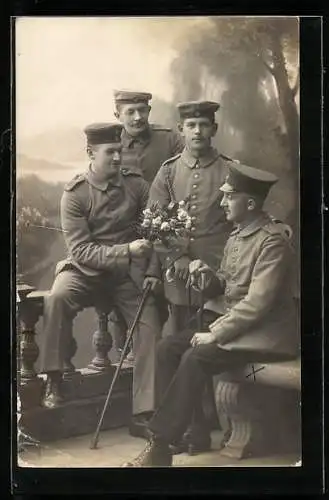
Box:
84, 123, 122, 145
220, 162, 278, 198
113, 90, 152, 104
177, 100, 220, 121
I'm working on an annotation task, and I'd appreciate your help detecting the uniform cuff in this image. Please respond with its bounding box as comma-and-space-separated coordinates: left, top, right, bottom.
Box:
114, 244, 130, 268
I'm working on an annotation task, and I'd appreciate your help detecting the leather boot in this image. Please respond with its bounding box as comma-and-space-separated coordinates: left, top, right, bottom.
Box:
122, 436, 173, 467
129, 411, 153, 439
169, 427, 211, 456
42, 371, 64, 409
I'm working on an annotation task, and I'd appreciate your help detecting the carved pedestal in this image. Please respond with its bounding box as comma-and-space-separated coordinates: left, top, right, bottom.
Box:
215, 374, 301, 459
17, 283, 45, 410
88, 310, 113, 371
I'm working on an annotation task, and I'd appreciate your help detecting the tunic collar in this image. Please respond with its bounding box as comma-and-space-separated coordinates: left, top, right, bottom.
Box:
231, 212, 271, 238
85, 165, 122, 191
121, 126, 152, 148
180, 147, 220, 169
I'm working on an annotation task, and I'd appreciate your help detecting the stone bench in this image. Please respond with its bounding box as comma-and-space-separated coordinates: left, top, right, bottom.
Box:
214, 358, 301, 459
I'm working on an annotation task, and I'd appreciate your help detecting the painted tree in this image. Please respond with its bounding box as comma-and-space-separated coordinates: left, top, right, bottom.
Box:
170, 16, 299, 226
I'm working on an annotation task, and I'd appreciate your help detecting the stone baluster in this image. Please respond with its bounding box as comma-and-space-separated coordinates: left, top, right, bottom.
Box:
17, 276, 45, 409
88, 309, 113, 371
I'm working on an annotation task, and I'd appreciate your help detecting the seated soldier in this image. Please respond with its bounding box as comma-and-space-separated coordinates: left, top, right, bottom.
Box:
39, 123, 161, 432
122, 161, 299, 467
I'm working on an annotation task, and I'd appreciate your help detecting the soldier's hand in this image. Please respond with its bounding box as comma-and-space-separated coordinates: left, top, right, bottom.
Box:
189, 259, 212, 289
143, 276, 162, 294
173, 256, 190, 282
191, 332, 217, 346
129, 239, 152, 258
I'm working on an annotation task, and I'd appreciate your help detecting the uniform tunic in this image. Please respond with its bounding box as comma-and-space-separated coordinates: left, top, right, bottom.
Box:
205, 212, 299, 357
39, 165, 161, 414
147, 147, 233, 307
120, 125, 184, 184
147, 213, 299, 445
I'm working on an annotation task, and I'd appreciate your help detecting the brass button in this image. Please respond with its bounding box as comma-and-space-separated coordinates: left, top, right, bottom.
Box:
190, 237, 195, 242
193, 173, 199, 179
191, 216, 197, 221
191, 227, 196, 231
192, 184, 198, 189
191, 194, 197, 199
191, 205, 197, 210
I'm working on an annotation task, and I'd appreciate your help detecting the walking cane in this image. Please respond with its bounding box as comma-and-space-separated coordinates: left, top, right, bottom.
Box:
89, 282, 152, 450
197, 272, 206, 331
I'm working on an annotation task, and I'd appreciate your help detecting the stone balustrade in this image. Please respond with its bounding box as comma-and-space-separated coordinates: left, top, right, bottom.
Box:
16, 277, 133, 442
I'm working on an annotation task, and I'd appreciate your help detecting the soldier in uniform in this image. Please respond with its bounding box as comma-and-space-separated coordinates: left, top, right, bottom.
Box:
122, 161, 299, 467
114, 90, 184, 184
145, 101, 233, 451
108, 90, 184, 411
39, 123, 161, 424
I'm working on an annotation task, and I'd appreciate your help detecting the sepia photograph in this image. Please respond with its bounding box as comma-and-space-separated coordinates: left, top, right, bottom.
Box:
15, 16, 301, 470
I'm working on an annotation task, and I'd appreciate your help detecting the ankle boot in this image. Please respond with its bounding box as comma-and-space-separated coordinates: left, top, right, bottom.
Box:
170, 427, 211, 456
122, 436, 172, 467
42, 371, 64, 409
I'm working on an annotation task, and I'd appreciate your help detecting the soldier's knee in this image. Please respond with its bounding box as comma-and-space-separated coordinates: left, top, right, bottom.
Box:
180, 346, 199, 365
46, 287, 72, 308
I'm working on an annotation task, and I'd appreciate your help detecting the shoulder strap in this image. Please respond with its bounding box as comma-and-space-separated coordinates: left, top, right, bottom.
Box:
219, 153, 241, 164
64, 173, 86, 192
263, 218, 294, 244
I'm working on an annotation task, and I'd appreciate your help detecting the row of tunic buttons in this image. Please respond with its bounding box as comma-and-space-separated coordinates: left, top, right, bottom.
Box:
190, 167, 200, 240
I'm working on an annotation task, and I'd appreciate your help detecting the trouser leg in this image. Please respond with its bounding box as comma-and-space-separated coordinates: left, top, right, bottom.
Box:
114, 278, 161, 415
39, 269, 95, 374
149, 343, 247, 445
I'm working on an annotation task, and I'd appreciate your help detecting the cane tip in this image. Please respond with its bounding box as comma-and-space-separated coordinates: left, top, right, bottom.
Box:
89, 443, 98, 450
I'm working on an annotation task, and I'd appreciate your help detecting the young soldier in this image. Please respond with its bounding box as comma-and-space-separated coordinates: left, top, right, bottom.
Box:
145, 101, 233, 451
109, 90, 184, 377
122, 161, 299, 467
114, 90, 184, 184
39, 123, 161, 425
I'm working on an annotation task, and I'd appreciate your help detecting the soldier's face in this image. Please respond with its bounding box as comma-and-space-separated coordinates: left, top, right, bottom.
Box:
220, 191, 251, 222
116, 103, 151, 136
91, 144, 122, 178
179, 117, 217, 152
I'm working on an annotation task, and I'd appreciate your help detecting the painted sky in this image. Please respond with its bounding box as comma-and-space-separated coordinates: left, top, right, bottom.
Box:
15, 16, 210, 139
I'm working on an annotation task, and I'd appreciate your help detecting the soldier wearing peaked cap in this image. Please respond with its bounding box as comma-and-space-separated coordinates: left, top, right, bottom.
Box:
145, 100, 233, 452
39, 123, 162, 420
122, 162, 299, 467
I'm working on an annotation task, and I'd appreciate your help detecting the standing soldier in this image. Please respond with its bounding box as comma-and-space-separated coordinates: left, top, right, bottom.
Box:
39, 123, 161, 426
145, 101, 233, 452
114, 90, 184, 184
109, 90, 184, 408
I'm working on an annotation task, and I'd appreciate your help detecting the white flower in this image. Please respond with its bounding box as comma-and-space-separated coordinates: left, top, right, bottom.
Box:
141, 219, 151, 228
160, 222, 170, 231
177, 209, 188, 221
143, 208, 152, 217
185, 220, 192, 229
152, 216, 162, 226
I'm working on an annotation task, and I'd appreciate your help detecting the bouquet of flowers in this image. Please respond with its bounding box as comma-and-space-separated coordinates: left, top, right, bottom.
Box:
139, 198, 192, 246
